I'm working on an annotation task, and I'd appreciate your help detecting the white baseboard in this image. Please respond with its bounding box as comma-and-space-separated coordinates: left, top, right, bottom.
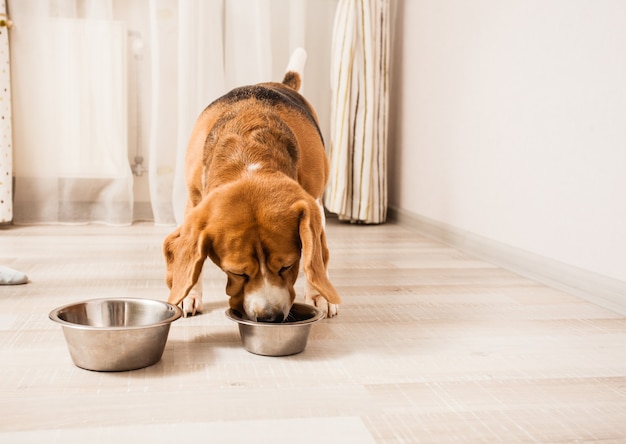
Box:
388, 206, 626, 316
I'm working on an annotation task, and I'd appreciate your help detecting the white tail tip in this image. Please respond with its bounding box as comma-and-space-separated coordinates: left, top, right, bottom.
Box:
286, 47, 307, 77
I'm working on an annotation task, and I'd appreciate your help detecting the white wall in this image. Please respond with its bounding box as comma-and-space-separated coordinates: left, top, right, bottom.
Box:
389, 0, 626, 283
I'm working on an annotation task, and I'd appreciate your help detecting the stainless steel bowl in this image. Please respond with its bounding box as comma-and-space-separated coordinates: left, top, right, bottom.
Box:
225, 302, 325, 356
49, 298, 182, 371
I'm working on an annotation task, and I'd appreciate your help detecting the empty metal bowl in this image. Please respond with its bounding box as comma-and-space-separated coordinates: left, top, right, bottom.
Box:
225, 302, 325, 356
49, 298, 182, 371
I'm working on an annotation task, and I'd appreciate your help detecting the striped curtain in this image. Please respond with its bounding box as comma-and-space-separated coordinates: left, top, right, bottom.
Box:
325, 0, 390, 224
0, 0, 11, 223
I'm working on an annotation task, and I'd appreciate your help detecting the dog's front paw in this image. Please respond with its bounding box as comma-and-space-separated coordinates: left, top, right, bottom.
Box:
304, 293, 338, 318
181, 293, 203, 317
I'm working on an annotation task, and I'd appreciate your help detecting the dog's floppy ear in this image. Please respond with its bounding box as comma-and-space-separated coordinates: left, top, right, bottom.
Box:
293, 199, 341, 305
163, 208, 211, 306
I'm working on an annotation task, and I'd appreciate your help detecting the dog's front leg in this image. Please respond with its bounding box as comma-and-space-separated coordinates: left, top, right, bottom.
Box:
304, 199, 339, 318
182, 270, 203, 317
305, 279, 338, 318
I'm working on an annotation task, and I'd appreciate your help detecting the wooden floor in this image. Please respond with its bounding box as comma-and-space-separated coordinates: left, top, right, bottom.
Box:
1, 218, 626, 443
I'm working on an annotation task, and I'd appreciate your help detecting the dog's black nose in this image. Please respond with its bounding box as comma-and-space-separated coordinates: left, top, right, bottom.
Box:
257, 312, 285, 323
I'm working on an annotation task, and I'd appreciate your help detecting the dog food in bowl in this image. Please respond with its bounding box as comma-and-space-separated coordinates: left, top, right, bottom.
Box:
49, 298, 182, 371
225, 302, 324, 356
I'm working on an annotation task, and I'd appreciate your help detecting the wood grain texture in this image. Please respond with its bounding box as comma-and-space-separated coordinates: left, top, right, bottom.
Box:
1, 218, 625, 443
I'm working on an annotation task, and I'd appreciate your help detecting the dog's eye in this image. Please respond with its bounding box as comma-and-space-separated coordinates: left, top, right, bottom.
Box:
279, 265, 293, 275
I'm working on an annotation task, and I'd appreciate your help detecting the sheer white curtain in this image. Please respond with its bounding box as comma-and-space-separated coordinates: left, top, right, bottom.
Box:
9, 0, 334, 226
10, 0, 131, 225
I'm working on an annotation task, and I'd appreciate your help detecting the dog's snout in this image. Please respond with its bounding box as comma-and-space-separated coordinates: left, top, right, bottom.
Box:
246, 303, 288, 323
243, 279, 291, 323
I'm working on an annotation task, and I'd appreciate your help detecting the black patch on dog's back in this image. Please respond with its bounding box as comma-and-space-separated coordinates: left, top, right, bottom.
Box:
211, 84, 324, 145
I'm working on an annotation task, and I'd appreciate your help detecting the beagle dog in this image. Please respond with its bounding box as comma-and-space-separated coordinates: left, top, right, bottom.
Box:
163, 49, 341, 321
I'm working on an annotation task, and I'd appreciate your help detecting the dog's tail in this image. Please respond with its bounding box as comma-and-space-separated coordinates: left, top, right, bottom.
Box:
282, 47, 307, 92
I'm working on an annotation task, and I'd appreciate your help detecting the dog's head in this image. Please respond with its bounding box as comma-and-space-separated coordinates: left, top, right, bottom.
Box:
163, 177, 340, 322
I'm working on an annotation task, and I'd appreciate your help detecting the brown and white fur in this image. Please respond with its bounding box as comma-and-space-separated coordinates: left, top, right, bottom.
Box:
163, 49, 340, 321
